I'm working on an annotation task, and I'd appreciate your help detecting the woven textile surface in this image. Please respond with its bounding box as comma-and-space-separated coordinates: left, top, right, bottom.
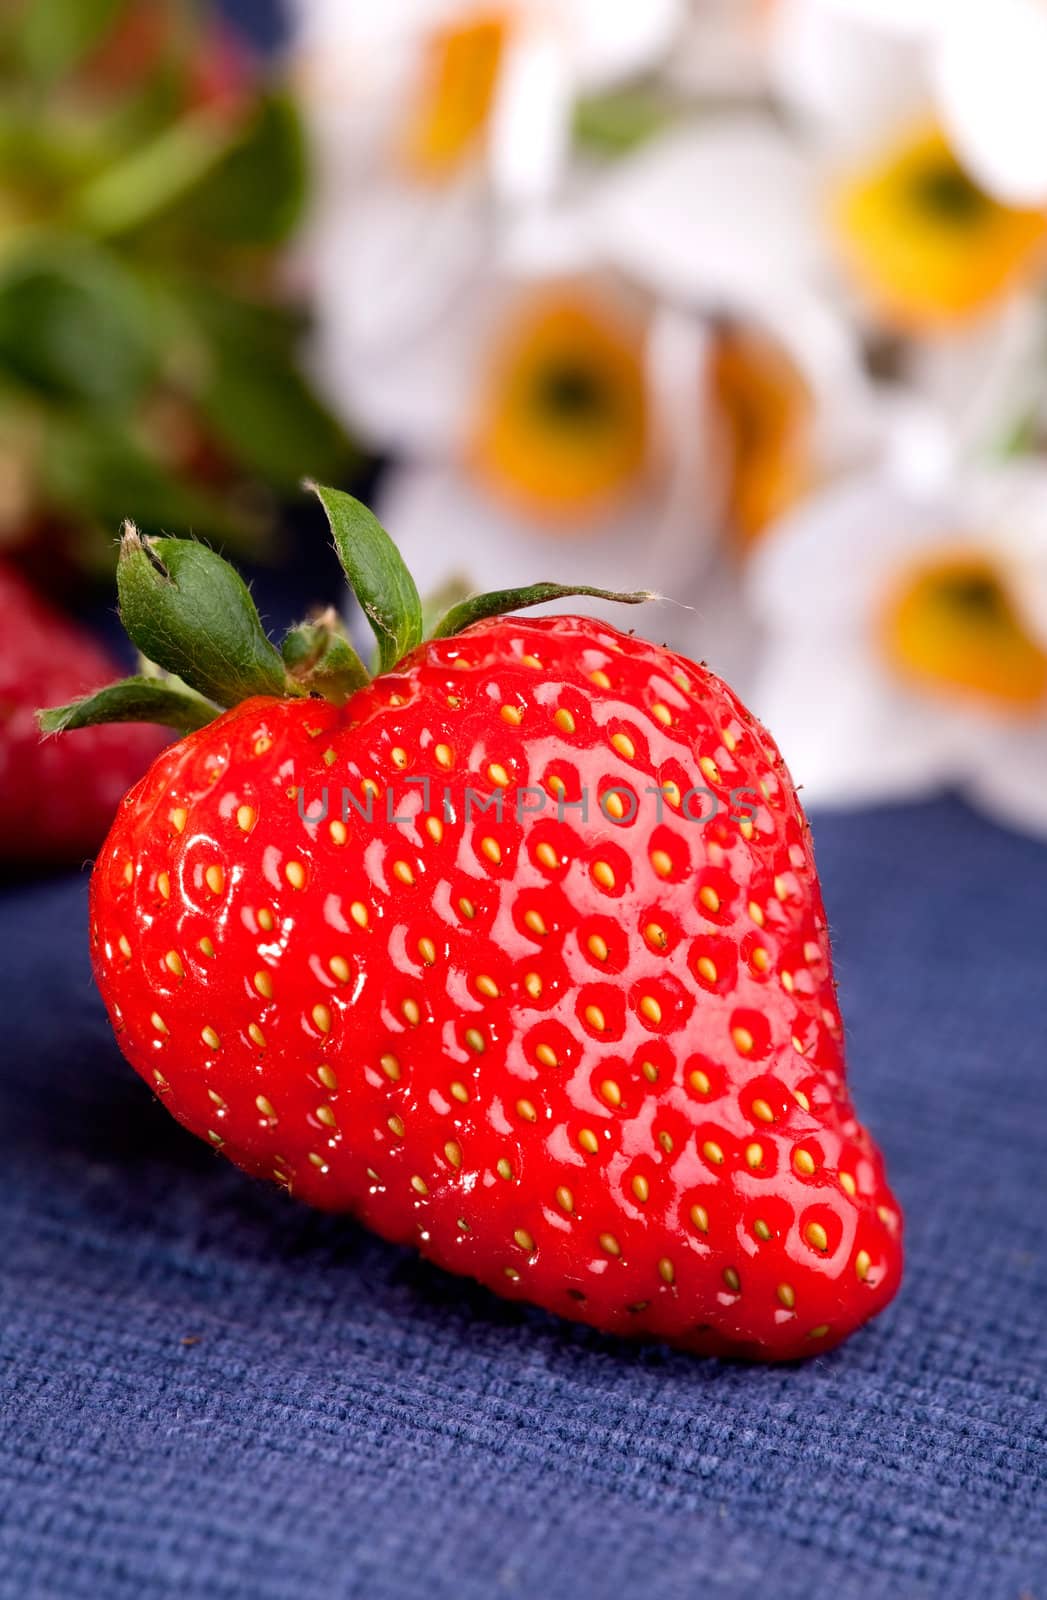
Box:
1, 795, 1044, 1600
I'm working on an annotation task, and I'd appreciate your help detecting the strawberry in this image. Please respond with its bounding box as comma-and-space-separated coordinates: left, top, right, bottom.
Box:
1, 563, 164, 867
42, 489, 903, 1360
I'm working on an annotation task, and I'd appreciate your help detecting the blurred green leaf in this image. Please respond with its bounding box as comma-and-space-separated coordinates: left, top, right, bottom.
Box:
73, 109, 240, 238
4, 0, 126, 83
188, 293, 353, 490
163, 94, 307, 248
0, 239, 157, 406
39, 414, 256, 543
573, 87, 672, 158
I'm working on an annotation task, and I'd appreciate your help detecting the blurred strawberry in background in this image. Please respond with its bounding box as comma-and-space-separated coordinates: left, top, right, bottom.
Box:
0, 562, 165, 867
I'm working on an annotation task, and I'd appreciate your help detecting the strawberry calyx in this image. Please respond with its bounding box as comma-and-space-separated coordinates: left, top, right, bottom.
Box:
37, 484, 654, 736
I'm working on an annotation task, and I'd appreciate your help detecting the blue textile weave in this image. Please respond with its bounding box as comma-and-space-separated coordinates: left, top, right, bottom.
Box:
1, 796, 1044, 1600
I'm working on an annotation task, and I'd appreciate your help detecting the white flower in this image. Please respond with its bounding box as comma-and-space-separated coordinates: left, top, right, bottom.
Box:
320, 112, 904, 674
768, 1, 1047, 334
572, 116, 918, 511
785, 0, 1047, 207
768, 0, 929, 154
367, 279, 722, 659
664, 0, 776, 99
747, 462, 1047, 837
291, 0, 686, 444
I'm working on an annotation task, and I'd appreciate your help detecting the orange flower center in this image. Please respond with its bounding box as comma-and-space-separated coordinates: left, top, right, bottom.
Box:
708, 324, 813, 548
883, 553, 1047, 713
834, 128, 1047, 330
469, 289, 649, 526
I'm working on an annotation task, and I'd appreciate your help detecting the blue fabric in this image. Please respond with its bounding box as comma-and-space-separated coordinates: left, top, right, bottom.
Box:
1, 795, 1044, 1600
219, 0, 286, 52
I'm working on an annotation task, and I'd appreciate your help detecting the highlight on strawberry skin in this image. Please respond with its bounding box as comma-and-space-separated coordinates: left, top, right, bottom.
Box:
39, 487, 903, 1361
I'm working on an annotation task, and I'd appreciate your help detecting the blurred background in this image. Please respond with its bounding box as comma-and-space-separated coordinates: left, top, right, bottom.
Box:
7, 0, 1047, 863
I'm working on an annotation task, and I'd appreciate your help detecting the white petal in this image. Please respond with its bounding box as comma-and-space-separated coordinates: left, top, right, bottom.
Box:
499, 198, 601, 277
965, 720, 1047, 839
489, 26, 571, 205
769, 0, 930, 151
291, 0, 471, 43
747, 475, 956, 631
559, 0, 686, 89
749, 463, 1047, 815
666, 0, 772, 98
683, 558, 760, 702
797, 0, 951, 36
751, 631, 965, 807
376, 464, 704, 650
312, 179, 488, 356
290, 0, 438, 169
864, 391, 958, 498
905, 295, 1045, 462
955, 464, 1047, 648
934, 0, 1047, 206
304, 183, 492, 450
589, 119, 824, 311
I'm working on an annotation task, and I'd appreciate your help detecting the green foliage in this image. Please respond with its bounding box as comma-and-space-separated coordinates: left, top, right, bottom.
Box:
573, 86, 673, 158
38, 414, 257, 544
0, 0, 353, 573
3, 0, 126, 83
167, 94, 306, 247
190, 292, 354, 492
0, 240, 157, 406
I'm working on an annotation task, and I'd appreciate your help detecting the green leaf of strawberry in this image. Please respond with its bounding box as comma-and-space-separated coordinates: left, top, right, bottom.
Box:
281, 608, 370, 702
116, 523, 288, 706
38, 673, 216, 735
41, 486, 903, 1361
430, 580, 655, 640
309, 483, 425, 675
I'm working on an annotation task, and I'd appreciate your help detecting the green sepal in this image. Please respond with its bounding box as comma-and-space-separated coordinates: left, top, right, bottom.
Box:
430, 583, 655, 639
309, 483, 423, 674
37, 675, 217, 736
117, 524, 290, 708
282, 609, 369, 702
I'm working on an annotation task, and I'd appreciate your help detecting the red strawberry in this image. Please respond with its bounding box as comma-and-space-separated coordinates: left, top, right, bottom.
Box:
1, 563, 164, 867
44, 491, 903, 1360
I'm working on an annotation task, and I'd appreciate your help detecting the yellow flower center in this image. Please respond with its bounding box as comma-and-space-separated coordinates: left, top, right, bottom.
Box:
884, 553, 1047, 712
469, 288, 649, 524
834, 128, 1047, 329
401, 12, 508, 180
708, 323, 813, 548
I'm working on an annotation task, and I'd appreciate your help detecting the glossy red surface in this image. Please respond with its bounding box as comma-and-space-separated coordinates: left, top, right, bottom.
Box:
91, 615, 903, 1359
